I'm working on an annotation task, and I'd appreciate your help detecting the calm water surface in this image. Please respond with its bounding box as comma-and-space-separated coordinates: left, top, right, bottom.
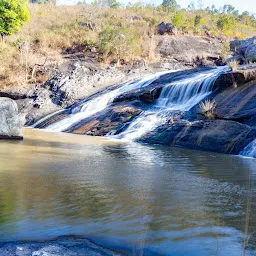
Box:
0, 128, 256, 255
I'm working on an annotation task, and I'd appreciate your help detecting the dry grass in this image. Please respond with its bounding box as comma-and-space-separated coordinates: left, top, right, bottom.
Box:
227, 60, 239, 72
0, 3, 256, 88
199, 99, 216, 119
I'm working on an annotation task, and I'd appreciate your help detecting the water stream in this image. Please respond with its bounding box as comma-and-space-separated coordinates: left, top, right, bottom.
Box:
113, 67, 227, 140
240, 139, 256, 158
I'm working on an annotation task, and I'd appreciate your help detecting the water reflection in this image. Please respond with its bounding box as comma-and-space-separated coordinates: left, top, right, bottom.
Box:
0, 128, 256, 255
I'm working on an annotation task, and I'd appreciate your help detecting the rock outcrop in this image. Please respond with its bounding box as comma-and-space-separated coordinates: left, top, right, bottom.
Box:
157, 35, 223, 66
230, 36, 256, 63
140, 120, 256, 155
0, 97, 23, 139
157, 22, 178, 35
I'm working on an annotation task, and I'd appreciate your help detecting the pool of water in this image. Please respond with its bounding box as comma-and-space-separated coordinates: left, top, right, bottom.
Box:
0, 128, 256, 255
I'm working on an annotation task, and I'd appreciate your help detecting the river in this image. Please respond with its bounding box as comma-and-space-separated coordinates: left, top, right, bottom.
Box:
0, 128, 256, 255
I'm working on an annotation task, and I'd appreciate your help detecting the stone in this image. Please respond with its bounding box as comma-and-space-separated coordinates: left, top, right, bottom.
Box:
0, 97, 23, 139
140, 120, 256, 155
245, 44, 256, 62
157, 22, 178, 35
66, 105, 142, 136
230, 36, 256, 62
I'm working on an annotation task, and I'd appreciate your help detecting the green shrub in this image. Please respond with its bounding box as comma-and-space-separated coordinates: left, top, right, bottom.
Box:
99, 26, 140, 63
171, 12, 183, 28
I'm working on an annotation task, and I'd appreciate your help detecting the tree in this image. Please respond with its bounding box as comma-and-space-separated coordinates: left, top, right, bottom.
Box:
162, 0, 179, 12
217, 15, 232, 31
0, 0, 30, 42
171, 12, 183, 28
194, 14, 202, 27
91, 0, 121, 8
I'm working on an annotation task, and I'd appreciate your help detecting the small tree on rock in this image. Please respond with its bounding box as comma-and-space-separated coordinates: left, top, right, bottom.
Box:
0, 0, 30, 42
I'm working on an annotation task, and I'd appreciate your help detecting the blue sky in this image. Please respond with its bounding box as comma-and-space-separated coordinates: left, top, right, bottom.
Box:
57, 0, 256, 13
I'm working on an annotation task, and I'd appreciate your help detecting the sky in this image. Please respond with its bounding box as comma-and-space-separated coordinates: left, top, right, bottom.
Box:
57, 0, 256, 14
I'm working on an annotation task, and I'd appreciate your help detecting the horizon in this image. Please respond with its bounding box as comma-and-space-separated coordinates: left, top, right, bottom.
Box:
57, 0, 256, 14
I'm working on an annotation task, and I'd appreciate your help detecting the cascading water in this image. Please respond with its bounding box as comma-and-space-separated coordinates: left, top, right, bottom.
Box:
33, 71, 171, 132
113, 67, 228, 140
240, 139, 256, 158
33, 67, 229, 141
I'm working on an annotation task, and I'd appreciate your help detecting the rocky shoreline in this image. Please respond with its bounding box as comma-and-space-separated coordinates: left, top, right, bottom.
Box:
0, 36, 256, 157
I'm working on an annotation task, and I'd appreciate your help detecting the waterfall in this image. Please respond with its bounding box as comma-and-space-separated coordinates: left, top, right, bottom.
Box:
33, 71, 171, 132
113, 67, 227, 140
33, 67, 229, 141
156, 68, 224, 110
240, 140, 256, 158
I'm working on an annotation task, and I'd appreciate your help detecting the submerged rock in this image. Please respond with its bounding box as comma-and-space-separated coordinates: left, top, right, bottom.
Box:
0, 97, 23, 139
0, 236, 121, 256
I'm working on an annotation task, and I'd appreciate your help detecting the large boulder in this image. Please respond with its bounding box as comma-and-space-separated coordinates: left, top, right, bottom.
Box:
140, 120, 256, 155
157, 22, 178, 35
230, 36, 256, 62
157, 36, 222, 65
0, 97, 23, 139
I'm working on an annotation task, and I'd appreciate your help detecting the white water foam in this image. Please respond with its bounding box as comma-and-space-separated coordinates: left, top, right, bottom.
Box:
240, 139, 256, 158
113, 67, 228, 141
34, 71, 171, 132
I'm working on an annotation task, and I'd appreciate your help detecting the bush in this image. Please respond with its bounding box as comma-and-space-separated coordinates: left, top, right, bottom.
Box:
99, 26, 140, 64
171, 12, 183, 28
199, 100, 216, 119
217, 15, 233, 31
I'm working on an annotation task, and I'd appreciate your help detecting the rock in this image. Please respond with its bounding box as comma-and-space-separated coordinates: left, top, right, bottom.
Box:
245, 44, 256, 62
0, 97, 23, 139
0, 236, 121, 256
213, 77, 256, 125
157, 22, 178, 35
230, 36, 256, 55
226, 55, 245, 65
230, 36, 256, 62
157, 36, 222, 66
66, 104, 142, 136
140, 120, 256, 155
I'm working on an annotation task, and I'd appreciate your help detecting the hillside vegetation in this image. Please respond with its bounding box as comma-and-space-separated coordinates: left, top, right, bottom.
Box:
0, 1, 256, 88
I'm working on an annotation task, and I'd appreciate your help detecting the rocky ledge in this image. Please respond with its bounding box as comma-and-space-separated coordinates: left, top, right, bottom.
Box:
33, 64, 256, 156
0, 98, 23, 140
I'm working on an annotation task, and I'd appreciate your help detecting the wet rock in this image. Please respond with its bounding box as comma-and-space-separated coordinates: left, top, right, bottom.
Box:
213, 78, 256, 126
0, 97, 23, 139
66, 104, 142, 136
213, 67, 256, 91
0, 236, 121, 256
141, 120, 256, 155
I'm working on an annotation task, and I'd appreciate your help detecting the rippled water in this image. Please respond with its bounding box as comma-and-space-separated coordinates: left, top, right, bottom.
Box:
0, 128, 256, 255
